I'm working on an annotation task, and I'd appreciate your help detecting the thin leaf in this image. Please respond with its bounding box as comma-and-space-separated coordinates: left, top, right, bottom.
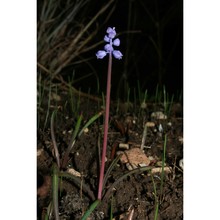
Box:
61, 114, 83, 168
159, 134, 167, 202
103, 166, 153, 201
51, 110, 60, 168
59, 172, 95, 201
102, 154, 122, 196
52, 164, 60, 220
81, 200, 100, 220
78, 110, 104, 138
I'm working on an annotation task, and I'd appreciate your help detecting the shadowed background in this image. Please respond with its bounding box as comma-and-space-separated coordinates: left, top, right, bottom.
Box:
38, 0, 183, 101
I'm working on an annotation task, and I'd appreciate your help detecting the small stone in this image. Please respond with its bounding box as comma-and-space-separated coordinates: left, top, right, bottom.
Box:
178, 136, 183, 144
179, 159, 183, 170
158, 124, 163, 132
149, 167, 172, 174
156, 161, 167, 166
167, 122, 172, 126
119, 143, 129, 149
67, 168, 81, 177
141, 102, 147, 109
148, 156, 155, 161
139, 163, 148, 167
126, 163, 134, 170
37, 148, 44, 156
83, 128, 89, 133
151, 111, 167, 120
119, 148, 150, 166
146, 122, 155, 127
50, 92, 61, 101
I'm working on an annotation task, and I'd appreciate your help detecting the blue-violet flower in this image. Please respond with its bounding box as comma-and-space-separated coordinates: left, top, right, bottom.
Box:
96, 27, 123, 60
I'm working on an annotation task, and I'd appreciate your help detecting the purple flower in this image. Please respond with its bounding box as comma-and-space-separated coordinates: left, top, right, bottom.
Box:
96, 50, 107, 59
106, 27, 116, 39
104, 35, 110, 42
96, 27, 122, 60
104, 44, 113, 52
113, 50, 123, 59
113, 38, 120, 46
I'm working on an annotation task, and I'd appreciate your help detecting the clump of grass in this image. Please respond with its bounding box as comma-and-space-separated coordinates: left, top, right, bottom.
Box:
137, 80, 148, 108
163, 85, 174, 116
49, 109, 103, 219
37, 0, 115, 79
150, 173, 159, 220
148, 134, 168, 219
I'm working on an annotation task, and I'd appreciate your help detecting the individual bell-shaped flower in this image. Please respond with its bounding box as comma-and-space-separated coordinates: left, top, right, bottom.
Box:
104, 44, 113, 52
113, 38, 120, 46
113, 50, 123, 60
96, 50, 107, 59
104, 35, 110, 42
106, 27, 116, 39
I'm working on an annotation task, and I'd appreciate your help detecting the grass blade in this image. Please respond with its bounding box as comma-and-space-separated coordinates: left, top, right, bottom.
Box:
78, 111, 103, 138
150, 173, 159, 220
103, 166, 153, 201
61, 111, 103, 168
51, 110, 60, 168
81, 199, 100, 220
43, 81, 51, 131
61, 114, 83, 168
159, 134, 167, 202
59, 172, 95, 201
102, 154, 122, 196
52, 164, 60, 220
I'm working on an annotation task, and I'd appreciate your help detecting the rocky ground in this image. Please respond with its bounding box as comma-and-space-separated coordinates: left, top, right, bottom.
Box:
37, 88, 183, 220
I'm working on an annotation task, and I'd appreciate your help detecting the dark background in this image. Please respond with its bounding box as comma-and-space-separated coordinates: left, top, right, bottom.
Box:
38, 0, 183, 101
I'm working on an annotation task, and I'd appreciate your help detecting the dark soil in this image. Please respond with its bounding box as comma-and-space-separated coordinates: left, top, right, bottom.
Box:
37, 87, 183, 220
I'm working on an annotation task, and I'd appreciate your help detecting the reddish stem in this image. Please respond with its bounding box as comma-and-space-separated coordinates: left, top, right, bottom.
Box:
98, 52, 112, 200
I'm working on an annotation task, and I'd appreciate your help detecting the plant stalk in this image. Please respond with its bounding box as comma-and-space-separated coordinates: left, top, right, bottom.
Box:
98, 53, 112, 200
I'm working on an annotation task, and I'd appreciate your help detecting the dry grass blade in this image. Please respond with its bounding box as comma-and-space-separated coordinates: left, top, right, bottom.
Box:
53, 0, 115, 77
38, 0, 115, 79
50, 110, 60, 168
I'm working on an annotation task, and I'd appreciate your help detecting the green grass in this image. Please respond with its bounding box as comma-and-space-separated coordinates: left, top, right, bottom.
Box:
52, 164, 60, 220
47, 110, 104, 218
151, 173, 159, 220
159, 134, 167, 203
163, 85, 174, 116
148, 134, 168, 220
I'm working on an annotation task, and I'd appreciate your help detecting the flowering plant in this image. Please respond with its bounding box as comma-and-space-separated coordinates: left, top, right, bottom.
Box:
96, 27, 123, 60
96, 27, 122, 200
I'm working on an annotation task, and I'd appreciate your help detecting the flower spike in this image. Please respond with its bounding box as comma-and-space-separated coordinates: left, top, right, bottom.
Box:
96, 27, 122, 60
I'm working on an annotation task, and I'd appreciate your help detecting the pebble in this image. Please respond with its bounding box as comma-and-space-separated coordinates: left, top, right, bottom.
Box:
149, 167, 172, 174
67, 168, 81, 177
141, 102, 147, 109
119, 148, 150, 167
146, 122, 155, 127
151, 111, 167, 119
179, 159, 183, 170
119, 143, 129, 149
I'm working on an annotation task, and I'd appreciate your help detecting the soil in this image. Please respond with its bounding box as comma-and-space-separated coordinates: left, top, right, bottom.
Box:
37, 86, 183, 220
